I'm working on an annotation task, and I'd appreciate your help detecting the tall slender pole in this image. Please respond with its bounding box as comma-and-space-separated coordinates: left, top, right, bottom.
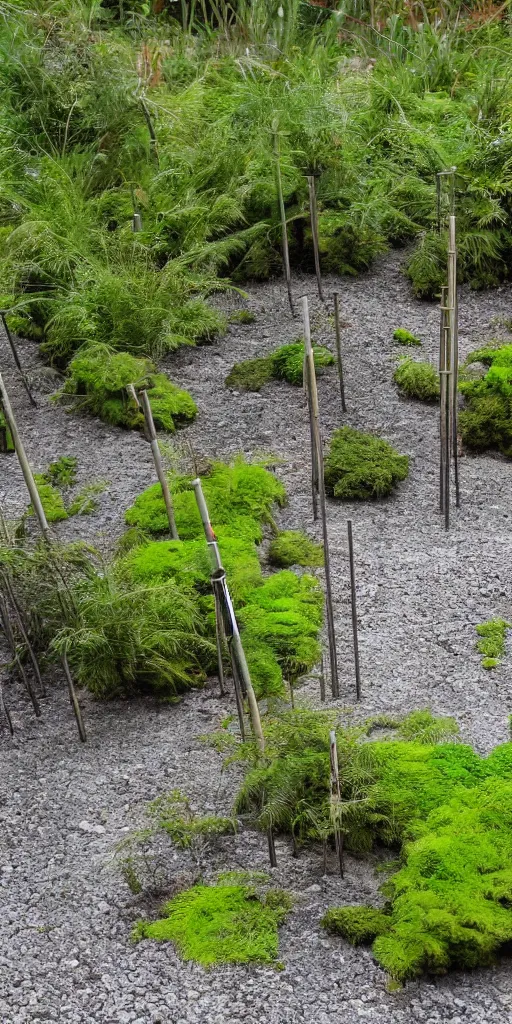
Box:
329, 729, 344, 878
272, 127, 294, 315
302, 296, 339, 699
333, 293, 347, 414
347, 520, 361, 700
140, 389, 179, 540
439, 286, 448, 515
307, 175, 324, 303
448, 215, 460, 509
0, 313, 37, 407
0, 372, 50, 539
62, 653, 87, 743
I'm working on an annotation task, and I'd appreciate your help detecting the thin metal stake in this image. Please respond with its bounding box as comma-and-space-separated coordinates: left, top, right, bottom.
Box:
329, 729, 344, 878
140, 389, 179, 540
333, 293, 347, 413
0, 313, 37, 407
347, 520, 361, 700
62, 654, 87, 743
307, 175, 324, 302
273, 128, 294, 315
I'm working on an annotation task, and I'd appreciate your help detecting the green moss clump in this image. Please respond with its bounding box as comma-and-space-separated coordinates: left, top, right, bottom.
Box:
0, 409, 14, 453
225, 357, 274, 391
393, 358, 440, 402
229, 310, 256, 325
322, 906, 392, 945
31, 475, 68, 523
476, 619, 510, 669
43, 456, 78, 488
225, 341, 334, 392
60, 343, 197, 432
393, 328, 421, 347
133, 882, 292, 966
324, 427, 409, 500
459, 344, 512, 456
268, 530, 323, 568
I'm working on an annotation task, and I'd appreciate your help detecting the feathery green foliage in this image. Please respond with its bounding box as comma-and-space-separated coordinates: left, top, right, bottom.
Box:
268, 530, 324, 568
394, 358, 440, 402
226, 341, 334, 392
148, 789, 236, 848
475, 618, 510, 670
59, 343, 197, 431
393, 329, 421, 347
324, 427, 409, 500
460, 344, 512, 456
133, 881, 292, 966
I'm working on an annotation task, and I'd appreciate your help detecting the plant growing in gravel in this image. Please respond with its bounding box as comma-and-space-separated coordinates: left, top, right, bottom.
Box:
268, 530, 323, 568
392, 329, 421, 347
148, 790, 237, 850
58, 343, 197, 432
475, 619, 510, 669
42, 456, 78, 488
393, 358, 440, 402
322, 906, 391, 946
459, 344, 512, 456
30, 476, 69, 523
225, 356, 274, 392
324, 427, 409, 500
133, 880, 292, 966
26, 460, 107, 522
225, 342, 334, 392
228, 310, 256, 325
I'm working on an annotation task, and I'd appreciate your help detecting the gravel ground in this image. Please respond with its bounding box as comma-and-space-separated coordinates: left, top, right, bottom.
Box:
1, 251, 512, 1023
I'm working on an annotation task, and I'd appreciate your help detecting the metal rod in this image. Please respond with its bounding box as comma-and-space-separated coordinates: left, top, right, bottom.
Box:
140, 389, 179, 540
333, 293, 347, 413
272, 128, 294, 315
212, 578, 227, 697
448, 216, 460, 509
62, 653, 87, 743
439, 286, 448, 515
132, 213, 142, 232
0, 592, 40, 717
0, 372, 50, 539
347, 520, 361, 700
0, 313, 37, 407
302, 297, 339, 699
329, 729, 344, 878
307, 175, 324, 302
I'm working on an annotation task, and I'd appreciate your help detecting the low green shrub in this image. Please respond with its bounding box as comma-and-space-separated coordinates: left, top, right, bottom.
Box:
393, 329, 421, 347
133, 881, 292, 966
59, 343, 197, 432
324, 427, 409, 500
406, 231, 447, 299
268, 530, 323, 568
148, 790, 236, 848
322, 906, 391, 946
476, 619, 510, 669
225, 341, 334, 392
394, 358, 440, 402
459, 344, 512, 456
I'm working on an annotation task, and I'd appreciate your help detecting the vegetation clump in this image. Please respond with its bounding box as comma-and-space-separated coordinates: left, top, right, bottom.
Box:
322, 906, 391, 946
324, 427, 409, 500
59, 343, 197, 432
133, 880, 292, 966
459, 344, 512, 456
0, 408, 14, 453
393, 329, 421, 347
226, 341, 334, 392
148, 790, 236, 848
268, 530, 324, 568
394, 358, 440, 402
27, 459, 106, 523
476, 618, 510, 669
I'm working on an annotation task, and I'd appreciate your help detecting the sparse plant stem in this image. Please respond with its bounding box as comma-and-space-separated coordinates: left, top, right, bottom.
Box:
0, 592, 40, 717
329, 729, 344, 878
0, 313, 37, 407
301, 296, 339, 699
272, 128, 294, 315
333, 293, 347, 413
307, 176, 324, 302
1, 570, 45, 697
0, 373, 50, 539
0, 673, 13, 736
140, 389, 179, 540
347, 520, 361, 700
62, 653, 87, 743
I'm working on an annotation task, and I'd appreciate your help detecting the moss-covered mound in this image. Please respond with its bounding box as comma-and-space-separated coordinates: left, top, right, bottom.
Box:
236, 706, 512, 982
459, 344, 512, 456
393, 328, 421, 347
133, 881, 292, 966
394, 358, 440, 402
476, 618, 510, 670
26, 458, 106, 523
226, 341, 334, 392
59, 342, 197, 432
268, 530, 323, 568
324, 426, 409, 500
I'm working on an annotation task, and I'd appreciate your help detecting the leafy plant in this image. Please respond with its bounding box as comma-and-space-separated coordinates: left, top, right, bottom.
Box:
394, 358, 440, 402
324, 427, 409, 500
148, 790, 236, 848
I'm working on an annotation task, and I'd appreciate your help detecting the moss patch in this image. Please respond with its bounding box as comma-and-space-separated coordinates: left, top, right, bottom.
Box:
133, 882, 292, 966
322, 906, 391, 946
59, 343, 197, 432
324, 426, 409, 500
225, 341, 334, 392
476, 619, 510, 669
393, 358, 440, 402
0, 409, 14, 453
31, 476, 69, 523
268, 530, 323, 568
459, 344, 512, 456
393, 328, 421, 346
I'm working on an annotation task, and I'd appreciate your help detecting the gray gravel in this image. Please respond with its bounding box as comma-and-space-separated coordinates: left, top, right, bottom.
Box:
1, 251, 512, 1023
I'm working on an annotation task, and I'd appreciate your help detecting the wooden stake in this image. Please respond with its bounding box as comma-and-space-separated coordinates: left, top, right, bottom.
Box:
301, 296, 339, 699
272, 128, 294, 315
1, 313, 37, 407
0, 372, 50, 539
62, 653, 87, 743
333, 293, 347, 414
212, 576, 227, 697
347, 520, 361, 700
319, 653, 326, 703
140, 389, 179, 540
307, 175, 324, 303
329, 729, 344, 878
448, 215, 460, 509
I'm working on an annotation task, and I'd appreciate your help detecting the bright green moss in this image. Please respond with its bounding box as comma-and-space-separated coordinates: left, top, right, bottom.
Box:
225, 342, 334, 392
476, 619, 510, 669
324, 427, 409, 500
268, 530, 324, 568
31, 475, 68, 522
59, 343, 196, 432
460, 345, 512, 456
393, 328, 421, 346
393, 358, 440, 402
322, 906, 391, 945
43, 456, 78, 488
133, 882, 292, 966
0, 409, 14, 452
